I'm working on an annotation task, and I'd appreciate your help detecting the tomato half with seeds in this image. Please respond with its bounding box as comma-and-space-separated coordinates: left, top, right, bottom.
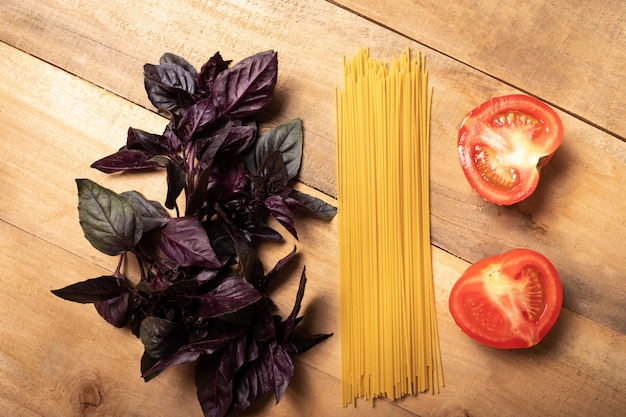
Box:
458, 94, 563, 205
449, 249, 562, 349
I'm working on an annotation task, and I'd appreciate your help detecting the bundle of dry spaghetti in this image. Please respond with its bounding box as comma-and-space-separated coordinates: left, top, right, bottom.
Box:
335, 48, 443, 406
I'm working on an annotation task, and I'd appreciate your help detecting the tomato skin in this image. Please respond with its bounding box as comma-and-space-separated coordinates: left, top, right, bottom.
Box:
449, 249, 562, 349
458, 95, 563, 205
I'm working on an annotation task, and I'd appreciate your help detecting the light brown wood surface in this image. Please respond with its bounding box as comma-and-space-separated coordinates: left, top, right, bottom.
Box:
1, 1, 624, 416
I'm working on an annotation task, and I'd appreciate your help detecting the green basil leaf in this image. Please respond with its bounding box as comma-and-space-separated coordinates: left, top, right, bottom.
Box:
245, 118, 303, 180
139, 316, 181, 359
120, 190, 169, 233
287, 189, 337, 220
76, 179, 143, 255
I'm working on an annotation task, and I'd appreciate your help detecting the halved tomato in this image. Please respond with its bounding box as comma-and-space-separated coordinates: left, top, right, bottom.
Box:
449, 248, 562, 349
458, 94, 563, 205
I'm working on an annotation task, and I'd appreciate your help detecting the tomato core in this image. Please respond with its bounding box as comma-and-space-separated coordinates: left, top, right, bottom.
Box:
458, 95, 563, 205
449, 249, 562, 349
473, 144, 520, 191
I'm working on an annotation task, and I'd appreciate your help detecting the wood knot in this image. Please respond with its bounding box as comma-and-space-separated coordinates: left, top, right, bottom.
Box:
79, 382, 102, 410
71, 372, 104, 413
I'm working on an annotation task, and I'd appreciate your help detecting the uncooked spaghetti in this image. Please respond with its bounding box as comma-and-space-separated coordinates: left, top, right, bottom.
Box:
336, 48, 443, 406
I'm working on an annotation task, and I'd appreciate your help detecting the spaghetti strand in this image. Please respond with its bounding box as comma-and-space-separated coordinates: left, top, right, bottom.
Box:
337, 48, 443, 407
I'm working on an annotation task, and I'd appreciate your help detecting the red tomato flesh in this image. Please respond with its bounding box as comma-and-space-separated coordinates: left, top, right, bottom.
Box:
458, 95, 563, 205
449, 249, 562, 349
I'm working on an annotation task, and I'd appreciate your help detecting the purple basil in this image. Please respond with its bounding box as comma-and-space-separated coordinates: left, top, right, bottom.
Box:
127, 127, 170, 154
213, 50, 278, 118
195, 275, 262, 318
196, 52, 231, 95
178, 97, 218, 145
51, 50, 336, 417
51, 275, 127, 303
159, 217, 221, 269
91, 149, 163, 173
95, 292, 132, 328
144, 61, 196, 113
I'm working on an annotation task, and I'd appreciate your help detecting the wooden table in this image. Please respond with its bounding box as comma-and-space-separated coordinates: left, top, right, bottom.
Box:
1, 1, 625, 416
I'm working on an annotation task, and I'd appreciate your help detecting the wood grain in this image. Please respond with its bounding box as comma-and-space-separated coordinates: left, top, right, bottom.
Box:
3, 216, 625, 417
1, 0, 625, 416
1, 0, 624, 332
330, 0, 626, 139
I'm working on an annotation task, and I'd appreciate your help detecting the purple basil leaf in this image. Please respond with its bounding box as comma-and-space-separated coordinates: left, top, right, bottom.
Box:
178, 97, 217, 144
201, 124, 256, 168
287, 269, 307, 325
144, 62, 196, 92
196, 276, 262, 318
161, 277, 200, 295
216, 304, 256, 327
150, 156, 186, 210
229, 351, 272, 412
159, 53, 197, 77
277, 268, 307, 340
76, 179, 143, 256
204, 220, 235, 261
126, 127, 169, 155
283, 333, 333, 355
120, 190, 169, 233
214, 50, 277, 118
250, 225, 283, 241
244, 118, 303, 180
185, 168, 211, 217
196, 354, 232, 417
141, 350, 162, 382
90, 149, 162, 173
206, 163, 248, 204
51, 275, 126, 303
253, 298, 277, 343
216, 124, 256, 157
163, 121, 182, 153
197, 122, 233, 168
196, 51, 231, 94
192, 269, 220, 284
230, 342, 294, 413
256, 245, 297, 292
188, 136, 249, 215
143, 332, 243, 379
269, 245, 297, 277
245, 333, 261, 363
256, 151, 290, 197
196, 337, 248, 417
264, 195, 297, 239
233, 239, 264, 285
216, 197, 280, 243
159, 217, 221, 269
95, 291, 132, 328
139, 316, 182, 359
268, 343, 294, 403
144, 62, 196, 113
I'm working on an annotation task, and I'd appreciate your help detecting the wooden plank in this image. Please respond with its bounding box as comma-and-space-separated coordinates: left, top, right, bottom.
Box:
1, 0, 624, 334
2, 218, 625, 417
0, 42, 625, 417
0, 0, 345, 195
0, 221, 201, 417
331, 0, 626, 139
0, 221, 420, 417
